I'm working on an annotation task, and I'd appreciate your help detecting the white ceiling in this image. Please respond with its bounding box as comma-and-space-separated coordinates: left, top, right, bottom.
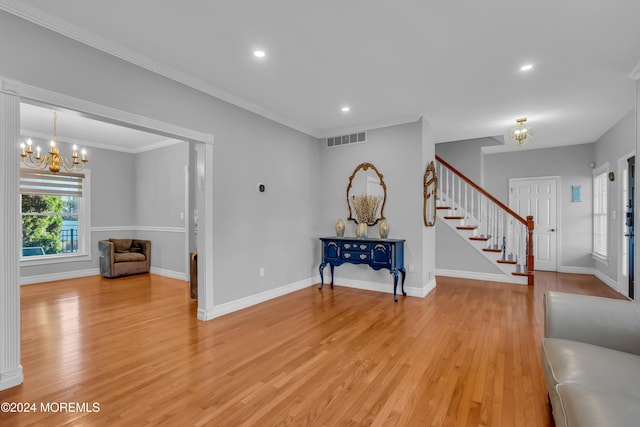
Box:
5, 1, 640, 151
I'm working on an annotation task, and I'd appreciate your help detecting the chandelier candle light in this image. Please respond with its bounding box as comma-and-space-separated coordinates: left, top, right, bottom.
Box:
20, 111, 88, 174
510, 117, 534, 147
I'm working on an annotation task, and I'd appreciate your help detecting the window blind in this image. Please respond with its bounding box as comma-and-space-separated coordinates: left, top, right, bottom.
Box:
20, 170, 84, 197
592, 170, 608, 257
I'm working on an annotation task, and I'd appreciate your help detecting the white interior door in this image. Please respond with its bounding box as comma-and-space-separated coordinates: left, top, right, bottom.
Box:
509, 177, 558, 271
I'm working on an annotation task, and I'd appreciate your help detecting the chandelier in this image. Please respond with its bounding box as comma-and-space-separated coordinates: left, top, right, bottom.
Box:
510, 117, 534, 147
20, 111, 88, 174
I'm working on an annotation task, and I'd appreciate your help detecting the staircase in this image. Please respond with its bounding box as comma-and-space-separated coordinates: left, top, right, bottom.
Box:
436, 155, 534, 285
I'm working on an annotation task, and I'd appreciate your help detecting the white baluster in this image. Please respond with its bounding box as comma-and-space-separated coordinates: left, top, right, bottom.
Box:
471, 188, 475, 227
464, 183, 468, 222
457, 176, 461, 213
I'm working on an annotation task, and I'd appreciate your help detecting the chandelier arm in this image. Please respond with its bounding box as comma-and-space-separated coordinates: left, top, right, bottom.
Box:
60, 155, 86, 173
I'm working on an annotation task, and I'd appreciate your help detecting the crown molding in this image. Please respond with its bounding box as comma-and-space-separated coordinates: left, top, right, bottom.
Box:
0, 0, 315, 137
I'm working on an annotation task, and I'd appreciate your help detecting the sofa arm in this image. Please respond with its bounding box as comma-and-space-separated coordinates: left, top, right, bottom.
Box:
544, 291, 640, 355
98, 240, 115, 278
132, 239, 151, 267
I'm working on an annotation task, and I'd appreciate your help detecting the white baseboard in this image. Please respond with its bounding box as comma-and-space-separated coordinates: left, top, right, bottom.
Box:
197, 307, 215, 321
436, 268, 527, 285
0, 366, 24, 391
20, 266, 186, 285
149, 267, 188, 282
329, 277, 436, 298
200, 277, 318, 321
592, 269, 619, 292
557, 266, 594, 274
20, 268, 100, 285
556, 266, 621, 294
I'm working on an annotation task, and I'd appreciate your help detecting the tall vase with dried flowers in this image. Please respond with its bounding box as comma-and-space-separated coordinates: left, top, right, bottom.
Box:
350, 194, 382, 238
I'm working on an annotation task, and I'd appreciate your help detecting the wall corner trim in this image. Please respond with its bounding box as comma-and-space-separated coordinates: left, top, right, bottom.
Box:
629, 60, 640, 80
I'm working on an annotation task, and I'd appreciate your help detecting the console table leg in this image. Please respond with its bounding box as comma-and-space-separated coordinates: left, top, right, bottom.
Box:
392, 270, 399, 302
319, 263, 326, 290
400, 268, 407, 296
329, 264, 335, 288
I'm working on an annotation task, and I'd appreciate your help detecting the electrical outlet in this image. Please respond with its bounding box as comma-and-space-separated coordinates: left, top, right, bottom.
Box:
259, 267, 265, 277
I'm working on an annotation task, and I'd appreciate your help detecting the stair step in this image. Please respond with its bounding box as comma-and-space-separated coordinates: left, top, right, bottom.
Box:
497, 260, 517, 264
512, 272, 528, 277
437, 206, 452, 210
482, 248, 502, 253
469, 237, 490, 241
444, 216, 464, 220
456, 226, 476, 230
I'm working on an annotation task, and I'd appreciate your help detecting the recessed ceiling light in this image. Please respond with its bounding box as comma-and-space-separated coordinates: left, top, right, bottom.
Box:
520, 64, 533, 71
254, 50, 266, 58
341, 106, 350, 112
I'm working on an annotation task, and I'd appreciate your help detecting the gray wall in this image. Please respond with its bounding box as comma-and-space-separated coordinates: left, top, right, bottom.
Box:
2, 10, 320, 304
435, 137, 501, 185
484, 144, 595, 270
318, 120, 428, 289
593, 108, 636, 286
435, 222, 503, 274
134, 142, 190, 274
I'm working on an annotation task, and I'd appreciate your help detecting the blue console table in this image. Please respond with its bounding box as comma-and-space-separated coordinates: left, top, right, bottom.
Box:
319, 237, 407, 301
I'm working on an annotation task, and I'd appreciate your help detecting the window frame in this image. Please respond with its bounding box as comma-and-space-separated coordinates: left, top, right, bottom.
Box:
592, 163, 609, 263
20, 168, 92, 266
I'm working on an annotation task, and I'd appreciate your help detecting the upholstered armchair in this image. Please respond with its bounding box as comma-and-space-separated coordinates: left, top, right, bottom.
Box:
99, 238, 151, 278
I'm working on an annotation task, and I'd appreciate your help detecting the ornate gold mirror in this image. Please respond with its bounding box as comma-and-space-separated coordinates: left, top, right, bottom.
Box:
346, 162, 387, 225
423, 160, 438, 227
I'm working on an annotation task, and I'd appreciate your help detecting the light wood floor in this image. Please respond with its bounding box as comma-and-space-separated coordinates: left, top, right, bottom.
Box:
0, 272, 624, 426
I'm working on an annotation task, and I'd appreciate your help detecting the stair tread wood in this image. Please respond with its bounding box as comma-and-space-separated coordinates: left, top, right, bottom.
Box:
444, 216, 465, 220
456, 226, 477, 230
482, 248, 503, 253
512, 272, 528, 276
469, 237, 490, 241
497, 260, 517, 264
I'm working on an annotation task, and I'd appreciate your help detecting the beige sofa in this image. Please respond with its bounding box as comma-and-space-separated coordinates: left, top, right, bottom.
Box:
99, 238, 150, 278
541, 291, 640, 427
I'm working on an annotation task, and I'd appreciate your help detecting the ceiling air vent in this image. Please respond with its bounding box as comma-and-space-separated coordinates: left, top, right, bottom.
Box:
325, 131, 366, 148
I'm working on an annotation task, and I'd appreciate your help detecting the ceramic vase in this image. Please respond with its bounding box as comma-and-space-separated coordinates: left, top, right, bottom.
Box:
379, 220, 389, 239
356, 222, 368, 238
335, 219, 345, 237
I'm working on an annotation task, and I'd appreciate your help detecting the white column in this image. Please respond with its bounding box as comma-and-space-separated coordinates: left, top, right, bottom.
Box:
196, 140, 216, 320
0, 85, 23, 390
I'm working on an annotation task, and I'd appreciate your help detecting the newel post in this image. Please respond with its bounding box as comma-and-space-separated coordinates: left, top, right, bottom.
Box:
526, 215, 535, 286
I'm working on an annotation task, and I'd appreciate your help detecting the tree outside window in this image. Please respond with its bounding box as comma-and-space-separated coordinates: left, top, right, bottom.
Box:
21, 194, 79, 256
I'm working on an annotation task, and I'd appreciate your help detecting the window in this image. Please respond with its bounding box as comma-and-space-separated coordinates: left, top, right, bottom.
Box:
592, 164, 608, 261
20, 169, 91, 265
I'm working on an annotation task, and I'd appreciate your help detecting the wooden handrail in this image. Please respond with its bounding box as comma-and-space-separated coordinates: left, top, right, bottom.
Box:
435, 155, 527, 226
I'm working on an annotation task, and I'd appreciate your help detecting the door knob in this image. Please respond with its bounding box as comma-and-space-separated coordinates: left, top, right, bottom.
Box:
549, 229, 556, 232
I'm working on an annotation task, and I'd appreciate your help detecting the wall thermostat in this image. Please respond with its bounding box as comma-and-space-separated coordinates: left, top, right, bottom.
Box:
257, 183, 266, 193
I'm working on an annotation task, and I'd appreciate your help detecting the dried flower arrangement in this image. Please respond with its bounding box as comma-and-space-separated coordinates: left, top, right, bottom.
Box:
350, 194, 382, 224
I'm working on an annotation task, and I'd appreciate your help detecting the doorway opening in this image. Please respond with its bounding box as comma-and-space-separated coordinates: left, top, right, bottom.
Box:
620, 153, 635, 299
